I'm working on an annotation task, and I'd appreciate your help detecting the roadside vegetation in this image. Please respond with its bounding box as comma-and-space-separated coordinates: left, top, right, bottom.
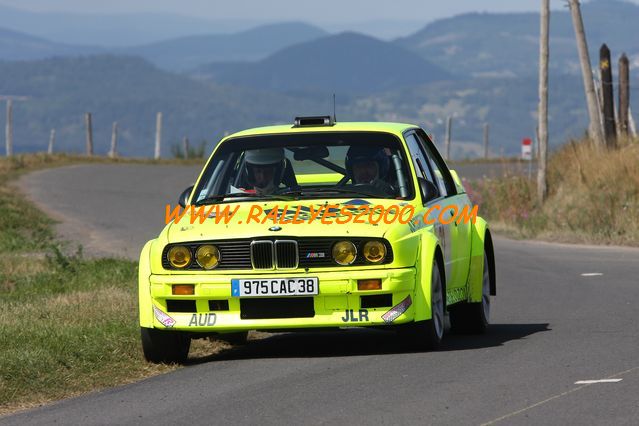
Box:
467, 137, 639, 246
0, 154, 220, 415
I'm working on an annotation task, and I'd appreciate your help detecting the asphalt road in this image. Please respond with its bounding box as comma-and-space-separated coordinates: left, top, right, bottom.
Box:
4, 163, 639, 425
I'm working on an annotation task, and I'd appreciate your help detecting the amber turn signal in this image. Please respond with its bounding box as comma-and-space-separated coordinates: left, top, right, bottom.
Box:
172, 284, 194, 295
357, 279, 382, 291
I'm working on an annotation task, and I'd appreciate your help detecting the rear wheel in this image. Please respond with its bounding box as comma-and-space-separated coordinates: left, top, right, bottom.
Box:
400, 259, 445, 350
141, 327, 190, 364
450, 250, 491, 334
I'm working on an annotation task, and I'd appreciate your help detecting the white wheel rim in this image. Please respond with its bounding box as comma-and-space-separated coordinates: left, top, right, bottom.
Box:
482, 255, 491, 321
432, 266, 444, 338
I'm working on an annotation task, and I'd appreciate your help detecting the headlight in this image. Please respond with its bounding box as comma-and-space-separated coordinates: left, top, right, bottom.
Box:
332, 241, 357, 265
167, 246, 191, 268
196, 244, 220, 269
363, 241, 386, 263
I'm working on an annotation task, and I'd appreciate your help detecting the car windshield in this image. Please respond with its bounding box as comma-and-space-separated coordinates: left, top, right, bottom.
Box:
192, 132, 415, 204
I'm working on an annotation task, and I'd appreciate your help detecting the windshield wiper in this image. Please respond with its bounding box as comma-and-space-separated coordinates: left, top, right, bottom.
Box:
195, 192, 297, 205
295, 187, 384, 199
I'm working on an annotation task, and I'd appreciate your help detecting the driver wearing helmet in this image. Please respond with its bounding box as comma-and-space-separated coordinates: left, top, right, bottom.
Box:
244, 148, 286, 195
345, 145, 394, 196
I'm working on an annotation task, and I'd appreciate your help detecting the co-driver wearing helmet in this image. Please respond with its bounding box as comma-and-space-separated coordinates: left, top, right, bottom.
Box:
345, 146, 394, 196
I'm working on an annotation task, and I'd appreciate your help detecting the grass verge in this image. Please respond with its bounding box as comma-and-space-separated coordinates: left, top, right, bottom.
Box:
0, 154, 220, 415
466, 137, 639, 246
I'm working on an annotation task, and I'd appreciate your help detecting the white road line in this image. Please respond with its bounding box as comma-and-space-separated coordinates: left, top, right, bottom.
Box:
481, 366, 639, 425
581, 273, 603, 276
574, 379, 622, 384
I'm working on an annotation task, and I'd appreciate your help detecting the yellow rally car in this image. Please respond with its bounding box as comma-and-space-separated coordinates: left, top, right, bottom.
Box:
139, 116, 495, 363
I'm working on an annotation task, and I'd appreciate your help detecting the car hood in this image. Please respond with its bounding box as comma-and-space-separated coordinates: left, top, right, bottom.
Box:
164, 198, 414, 243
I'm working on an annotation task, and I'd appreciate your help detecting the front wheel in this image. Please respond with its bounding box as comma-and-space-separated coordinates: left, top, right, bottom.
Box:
141, 327, 190, 364
399, 259, 445, 350
450, 249, 491, 334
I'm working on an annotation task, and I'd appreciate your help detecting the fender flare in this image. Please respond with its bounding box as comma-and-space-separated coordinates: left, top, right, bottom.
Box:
467, 217, 496, 303
139, 239, 155, 328
413, 231, 445, 322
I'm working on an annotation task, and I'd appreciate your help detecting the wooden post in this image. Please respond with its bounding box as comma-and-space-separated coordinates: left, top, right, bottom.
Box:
5, 99, 13, 157
109, 122, 118, 158
599, 44, 616, 147
84, 112, 93, 156
154, 112, 162, 160
483, 123, 489, 159
48, 129, 55, 154
183, 137, 189, 160
538, 0, 549, 202
444, 116, 452, 160
618, 53, 630, 136
568, 0, 605, 148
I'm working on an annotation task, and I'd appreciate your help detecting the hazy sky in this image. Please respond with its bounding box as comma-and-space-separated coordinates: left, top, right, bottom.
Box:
0, 0, 622, 23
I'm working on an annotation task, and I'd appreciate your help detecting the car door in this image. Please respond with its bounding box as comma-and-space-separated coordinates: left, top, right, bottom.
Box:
415, 130, 471, 291
403, 131, 454, 285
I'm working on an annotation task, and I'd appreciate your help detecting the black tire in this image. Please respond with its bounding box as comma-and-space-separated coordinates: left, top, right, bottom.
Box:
141, 327, 191, 364
450, 250, 491, 334
399, 259, 445, 350
219, 331, 249, 345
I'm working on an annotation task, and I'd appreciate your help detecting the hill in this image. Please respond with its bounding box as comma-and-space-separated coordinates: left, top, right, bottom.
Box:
0, 56, 329, 156
396, 0, 639, 78
122, 22, 328, 71
0, 27, 99, 61
200, 32, 452, 94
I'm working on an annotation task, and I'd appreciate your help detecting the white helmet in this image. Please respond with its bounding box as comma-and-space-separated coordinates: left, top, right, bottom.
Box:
244, 148, 286, 193
245, 148, 285, 166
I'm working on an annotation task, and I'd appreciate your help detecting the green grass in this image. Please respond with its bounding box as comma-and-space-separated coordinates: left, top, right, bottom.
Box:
0, 153, 221, 415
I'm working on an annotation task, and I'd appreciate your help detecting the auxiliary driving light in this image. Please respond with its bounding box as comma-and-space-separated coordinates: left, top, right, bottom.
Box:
357, 279, 382, 291
363, 241, 386, 263
172, 284, 194, 295
333, 241, 357, 265
167, 246, 191, 268
196, 245, 220, 269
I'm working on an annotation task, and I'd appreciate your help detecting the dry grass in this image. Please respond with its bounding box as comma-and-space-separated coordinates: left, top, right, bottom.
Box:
468, 136, 639, 245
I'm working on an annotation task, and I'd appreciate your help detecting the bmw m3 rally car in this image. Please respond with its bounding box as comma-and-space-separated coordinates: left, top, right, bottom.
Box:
139, 116, 496, 363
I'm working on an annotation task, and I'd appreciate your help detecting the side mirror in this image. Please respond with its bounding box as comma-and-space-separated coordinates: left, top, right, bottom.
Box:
418, 178, 439, 203
178, 185, 194, 208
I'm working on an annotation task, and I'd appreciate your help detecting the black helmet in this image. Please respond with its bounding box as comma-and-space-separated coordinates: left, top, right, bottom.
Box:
345, 145, 390, 180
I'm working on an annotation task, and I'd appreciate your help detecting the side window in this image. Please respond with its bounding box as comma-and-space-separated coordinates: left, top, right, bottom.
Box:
415, 130, 457, 196
404, 133, 436, 185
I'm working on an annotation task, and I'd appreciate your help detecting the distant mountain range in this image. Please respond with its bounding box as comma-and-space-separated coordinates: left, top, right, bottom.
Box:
199, 32, 452, 94
397, 0, 639, 77
0, 4, 261, 47
0, 0, 638, 158
120, 22, 328, 71
0, 56, 330, 156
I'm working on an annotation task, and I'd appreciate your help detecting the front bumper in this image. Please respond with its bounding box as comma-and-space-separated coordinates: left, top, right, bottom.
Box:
146, 267, 417, 332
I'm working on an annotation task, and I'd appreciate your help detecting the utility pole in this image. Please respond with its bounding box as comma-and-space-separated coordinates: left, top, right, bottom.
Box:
154, 112, 162, 160
444, 116, 452, 161
48, 129, 55, 154
183, 137, 189, 160
599, 44, 616, 147
85, 112, 93, 156
537, 0, 549, 203
483, 123, 489, 159
109, 122, 118, 158
568, 0, 605, 148
618, 53, 630, 137
5, 99, 13, 157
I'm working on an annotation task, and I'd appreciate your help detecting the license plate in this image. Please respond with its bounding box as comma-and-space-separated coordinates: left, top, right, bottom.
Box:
231, 277, 319, 297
